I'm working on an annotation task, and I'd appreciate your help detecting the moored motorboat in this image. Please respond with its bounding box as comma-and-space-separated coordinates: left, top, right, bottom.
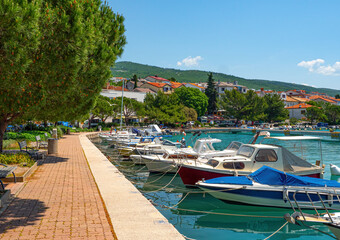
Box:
179, 137, 324, 186
197, 166, 340, 209
142, 139, 242, 173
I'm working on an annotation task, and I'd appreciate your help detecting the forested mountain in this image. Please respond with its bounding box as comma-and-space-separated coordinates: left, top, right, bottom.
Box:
111, 61, 340, 96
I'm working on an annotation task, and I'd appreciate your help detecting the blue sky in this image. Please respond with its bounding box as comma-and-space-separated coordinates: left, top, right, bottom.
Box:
107, 0, 340, 90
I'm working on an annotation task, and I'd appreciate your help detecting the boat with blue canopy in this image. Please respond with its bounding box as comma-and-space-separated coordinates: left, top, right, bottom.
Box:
197, 166, 340, 209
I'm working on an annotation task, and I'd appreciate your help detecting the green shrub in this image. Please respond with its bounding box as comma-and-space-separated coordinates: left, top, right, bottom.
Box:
0, 153, 35, 167
4, 131, 50, 142
56, 126, 64, 138
3, 139, 18, 149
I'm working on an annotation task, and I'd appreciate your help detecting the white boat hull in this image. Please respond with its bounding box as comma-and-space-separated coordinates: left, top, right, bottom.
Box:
143, 157, 178, 173
198, 183, 340, 209
130, 155, 144, 165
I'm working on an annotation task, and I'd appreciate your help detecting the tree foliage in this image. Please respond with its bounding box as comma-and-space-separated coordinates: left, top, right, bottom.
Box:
112, 97, 144, 125
263, 94, 289, 122
205, 73, 217, 114
325, 104, 340, 125
144, 92, 186, 124
132, 74, 138, 89
304, 106, 326, 124
91, 95, 113, 122
218, 89, 265, 123
175, 87, 208, 117
183, 107, 198, 122
0, 0, 126, 151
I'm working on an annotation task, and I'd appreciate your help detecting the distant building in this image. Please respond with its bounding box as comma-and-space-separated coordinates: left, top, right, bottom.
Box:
285, 90, 307, 98
215, 81, 248, 95
184, 83, 205, 92
133, 88, 154, 93
256, 88, 287, 100
309, 95, 339, 105
145, 76, 170, 84
100, 89, 146, 102
284, 96, 309, 107
140, 82, 172, 93
286, 103, 313, 119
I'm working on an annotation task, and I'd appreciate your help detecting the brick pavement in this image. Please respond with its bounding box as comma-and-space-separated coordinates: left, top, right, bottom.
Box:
0, 134, 115, 240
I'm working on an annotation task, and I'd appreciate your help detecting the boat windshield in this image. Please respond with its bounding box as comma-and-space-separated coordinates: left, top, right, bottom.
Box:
237, 146, 255, 158
226, 141, 243, 151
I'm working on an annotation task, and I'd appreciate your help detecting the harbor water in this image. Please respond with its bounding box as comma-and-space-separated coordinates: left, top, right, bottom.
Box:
93, 131, 340, 240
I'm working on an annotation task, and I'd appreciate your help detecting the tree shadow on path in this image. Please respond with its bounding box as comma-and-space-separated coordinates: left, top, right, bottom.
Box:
0, 197, 47, 234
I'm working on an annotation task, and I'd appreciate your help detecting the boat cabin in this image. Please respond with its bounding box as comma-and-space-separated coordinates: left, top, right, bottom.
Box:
206, 143, 322, 176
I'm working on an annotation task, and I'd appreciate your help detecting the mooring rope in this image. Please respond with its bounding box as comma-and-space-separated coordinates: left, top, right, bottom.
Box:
143, 170, 172, 185
263, 221, 288, 240
161, 206, 283, 219
181, 234, 197, 240
140, 166, 182, 193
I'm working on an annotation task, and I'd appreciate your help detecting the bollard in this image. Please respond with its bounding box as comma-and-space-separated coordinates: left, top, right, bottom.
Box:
48, 138, 58, 154
52, 128, 58, 139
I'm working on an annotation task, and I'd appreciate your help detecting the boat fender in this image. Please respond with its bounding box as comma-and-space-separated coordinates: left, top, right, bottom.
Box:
328, 193, 333, 207
330, 164, 340, 176
283, 188, 288, 203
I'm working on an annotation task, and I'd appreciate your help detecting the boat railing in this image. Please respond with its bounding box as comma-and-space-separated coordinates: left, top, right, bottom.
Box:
284, 189, 340, 224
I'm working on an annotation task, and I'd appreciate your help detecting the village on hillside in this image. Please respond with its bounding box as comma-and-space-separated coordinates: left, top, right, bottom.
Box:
101, 75, 340, 124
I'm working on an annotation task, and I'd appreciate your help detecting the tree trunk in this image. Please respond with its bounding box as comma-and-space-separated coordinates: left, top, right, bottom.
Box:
0, 119, 9, 153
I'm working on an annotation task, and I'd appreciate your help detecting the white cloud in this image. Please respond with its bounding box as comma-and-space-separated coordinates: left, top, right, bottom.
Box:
301, 83, 317, 88
297, 59, 340, 76
177, 56, 203, 67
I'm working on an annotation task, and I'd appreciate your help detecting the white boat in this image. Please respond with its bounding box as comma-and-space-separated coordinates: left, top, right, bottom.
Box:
197, 166, 340, 209
142, 139, 242, 173
179, 136, 325, 186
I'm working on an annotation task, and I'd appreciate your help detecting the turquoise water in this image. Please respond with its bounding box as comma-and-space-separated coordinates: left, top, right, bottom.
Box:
94, 132, 340, 240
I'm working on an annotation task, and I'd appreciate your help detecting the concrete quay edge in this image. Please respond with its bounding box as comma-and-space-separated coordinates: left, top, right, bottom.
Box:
79, 133, 185, 240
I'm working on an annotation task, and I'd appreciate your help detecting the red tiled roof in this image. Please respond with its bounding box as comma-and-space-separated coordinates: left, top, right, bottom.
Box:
148, 76, 169, 82
309, 95, 336, 103
107, 86, 129, 91
170, 81, 183, 88
145, 82, 168, 88
286, 103, 313, 109
328, 96, 340, 101
187, 83, 205, 89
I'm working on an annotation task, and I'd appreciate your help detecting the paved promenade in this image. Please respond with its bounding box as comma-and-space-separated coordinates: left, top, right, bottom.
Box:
0, 134, 115, 240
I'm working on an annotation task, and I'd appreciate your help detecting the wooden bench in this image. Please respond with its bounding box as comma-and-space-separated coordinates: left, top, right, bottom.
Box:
18, 141, 43, 160
0, 163, 16, 191
36, 135, 48, 149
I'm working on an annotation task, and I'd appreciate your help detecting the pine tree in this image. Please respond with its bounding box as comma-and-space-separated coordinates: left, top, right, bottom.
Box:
205, 73, 217, 114
132, 74, 138, 89
0, 0, 126, 152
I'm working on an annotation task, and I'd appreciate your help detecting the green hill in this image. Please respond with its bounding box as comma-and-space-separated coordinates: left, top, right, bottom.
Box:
111, 61, 340, 96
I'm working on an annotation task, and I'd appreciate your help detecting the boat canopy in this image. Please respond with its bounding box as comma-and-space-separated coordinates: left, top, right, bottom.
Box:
281, 146, 315, 172
205, 166, 340, 188
204, 176, 253, 185
249, 166, 340, 188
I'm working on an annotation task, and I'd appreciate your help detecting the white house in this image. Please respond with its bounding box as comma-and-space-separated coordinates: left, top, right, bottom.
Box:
286, 103, 313, 119
215, 81, 248, 95
100, 89, 147, 102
